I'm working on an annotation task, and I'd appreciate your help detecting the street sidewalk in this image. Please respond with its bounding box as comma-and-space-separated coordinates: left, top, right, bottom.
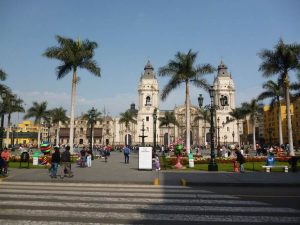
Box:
2, 151, 300, 186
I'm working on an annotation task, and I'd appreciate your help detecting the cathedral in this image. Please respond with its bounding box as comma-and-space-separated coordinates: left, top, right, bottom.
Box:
54, 60, 239, 148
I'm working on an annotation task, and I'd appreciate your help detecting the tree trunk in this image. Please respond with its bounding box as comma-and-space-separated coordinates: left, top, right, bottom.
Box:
69, 69, 77, 153
167, 125, 170, 147
6, 113, 11, 147
252, 117, 256, 151
185, 81, 190, 154
203, 121, 207, 146
277, 97, 283, 146
37, 123, 41, 148
56, 122, 60, 146
284, 75, 294, 156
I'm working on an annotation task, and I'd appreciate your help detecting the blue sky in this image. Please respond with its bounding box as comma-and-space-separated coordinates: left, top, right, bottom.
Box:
0, 0, 299, 123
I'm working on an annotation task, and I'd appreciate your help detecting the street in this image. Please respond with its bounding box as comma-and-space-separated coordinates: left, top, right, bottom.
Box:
0, 181, 299, 225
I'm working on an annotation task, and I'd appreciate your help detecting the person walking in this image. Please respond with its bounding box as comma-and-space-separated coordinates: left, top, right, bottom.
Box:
80, 147, 86, 167
50, 147, 60, 178
235, 149, 245, 173
86, 149, 92, 167
123, 145, 130, 164
60, 146, 73, 178
1, 147, 10, 176
104, 147, 110, 163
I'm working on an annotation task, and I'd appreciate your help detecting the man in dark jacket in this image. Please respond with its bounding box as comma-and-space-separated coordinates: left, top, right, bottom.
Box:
235, 149, 245, 173
50, 147, 60, 178
60, 146, 73, 178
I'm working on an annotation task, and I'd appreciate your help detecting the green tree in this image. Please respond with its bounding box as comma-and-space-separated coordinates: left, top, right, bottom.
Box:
82, 108, 102, 146
158, 111, 179, 146
43, 35, 101, 152
241, 99, 264, 151
49, 107, 69, 146
158, 49, 215, 157
24, 101, 49, 148
4, 95, 25, 146
258, 39, 300, 156
0, 68, 7, 81
258, 80, 284, 145
290, 73, 300, 99
119, 110, 137, 145
228, 107, 247, 147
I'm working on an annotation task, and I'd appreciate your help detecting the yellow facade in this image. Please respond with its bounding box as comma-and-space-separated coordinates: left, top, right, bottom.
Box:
263, 97, 300, 147
4, 120, 39, 147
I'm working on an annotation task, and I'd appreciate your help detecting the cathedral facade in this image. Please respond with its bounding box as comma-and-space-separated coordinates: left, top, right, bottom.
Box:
51, 60, 239, 148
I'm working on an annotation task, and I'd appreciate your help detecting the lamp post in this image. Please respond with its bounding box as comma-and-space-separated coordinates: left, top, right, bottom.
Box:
88, 107, 96, 151
198, 87, 226, 171
153, 108, 157, 151
232, 131, 235, 144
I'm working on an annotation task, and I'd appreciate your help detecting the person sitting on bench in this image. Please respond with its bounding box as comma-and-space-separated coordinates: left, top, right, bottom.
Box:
266, 153, 275, 166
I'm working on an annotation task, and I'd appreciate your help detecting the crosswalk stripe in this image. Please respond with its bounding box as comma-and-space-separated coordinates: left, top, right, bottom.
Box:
1, 181, 299, 224
0, 193, 270, 205
0, 189, 238, 199
0, 200, 298, 213
0, 184, 212, 193
1, 209, 300, 223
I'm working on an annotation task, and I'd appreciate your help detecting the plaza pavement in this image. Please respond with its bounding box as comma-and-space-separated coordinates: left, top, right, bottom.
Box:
2, 151, 300, 187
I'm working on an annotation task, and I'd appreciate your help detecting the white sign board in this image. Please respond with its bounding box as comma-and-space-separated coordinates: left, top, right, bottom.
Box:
33, 157, 39, 166
138, 147, 152, 170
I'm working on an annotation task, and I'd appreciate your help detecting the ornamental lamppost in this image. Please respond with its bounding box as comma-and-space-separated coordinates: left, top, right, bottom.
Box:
153, 108, 157, 151
217, 117, 220, 147
88, 107, 96, 151
198, 87, 226, 171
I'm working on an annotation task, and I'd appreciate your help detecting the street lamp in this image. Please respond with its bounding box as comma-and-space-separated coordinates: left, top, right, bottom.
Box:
153, 108, 157, 151
88, 107, 96, 151
232, 131, 235, 144
198, 87, 226, 171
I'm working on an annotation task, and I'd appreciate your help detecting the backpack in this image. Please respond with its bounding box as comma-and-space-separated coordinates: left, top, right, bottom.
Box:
61, 151, 69, 162
124, 148, 130, 154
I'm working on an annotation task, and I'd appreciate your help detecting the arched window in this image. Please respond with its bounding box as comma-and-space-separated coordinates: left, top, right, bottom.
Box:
145, 96, 151, 106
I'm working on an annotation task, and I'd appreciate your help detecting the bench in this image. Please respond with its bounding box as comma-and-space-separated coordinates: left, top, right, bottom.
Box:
262, 165, 288, 173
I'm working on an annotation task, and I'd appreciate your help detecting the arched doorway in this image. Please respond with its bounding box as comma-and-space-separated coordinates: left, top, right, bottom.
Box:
125, 134, 132, 146
163, 133, 169, 146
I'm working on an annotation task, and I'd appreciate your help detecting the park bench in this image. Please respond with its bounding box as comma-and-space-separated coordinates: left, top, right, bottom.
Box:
262, 165, 288, 173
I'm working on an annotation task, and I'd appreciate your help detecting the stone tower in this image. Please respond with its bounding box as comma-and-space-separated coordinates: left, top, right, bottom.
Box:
136, 61, 159, 144
213, 60, 238, 146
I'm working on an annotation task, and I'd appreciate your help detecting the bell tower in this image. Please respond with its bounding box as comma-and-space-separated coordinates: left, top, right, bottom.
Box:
136, 61, 159, 145
213, 60, 238, 146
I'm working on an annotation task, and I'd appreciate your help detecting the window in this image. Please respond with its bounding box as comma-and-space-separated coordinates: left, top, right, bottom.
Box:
145, 96, 151, 106
146, 116, 149, 121
106, 129, 109, 135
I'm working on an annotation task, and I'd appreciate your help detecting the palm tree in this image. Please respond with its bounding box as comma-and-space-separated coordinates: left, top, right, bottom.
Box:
258, 39, 300, 156
241, 99, 264, 151
24, 101, 49, 148
258, 80, 284, 145
228, 107, 247, 147
119, 110, 137, 145
158, 49, 215, 157
0, 68, 7, 81
194, 108, 210, 145
82, 108, 102, 146
49, 107, 69, 146
4, 96, 25, 146
158, 111, 179, 147
43, 35, 101, 152
290, 73, 300, 99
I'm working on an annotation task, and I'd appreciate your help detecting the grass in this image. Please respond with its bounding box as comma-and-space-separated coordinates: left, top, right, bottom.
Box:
159, 155, 293, 172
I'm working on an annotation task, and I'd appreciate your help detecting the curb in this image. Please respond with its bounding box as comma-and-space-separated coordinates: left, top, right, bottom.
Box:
185, 182, 300, 187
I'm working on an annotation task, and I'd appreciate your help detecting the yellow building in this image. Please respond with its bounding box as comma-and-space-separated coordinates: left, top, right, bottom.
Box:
4, 120, 39, 147
263, 97, 300, 147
